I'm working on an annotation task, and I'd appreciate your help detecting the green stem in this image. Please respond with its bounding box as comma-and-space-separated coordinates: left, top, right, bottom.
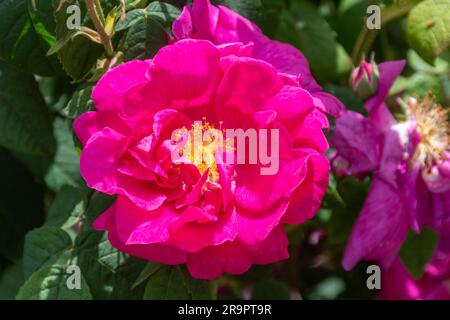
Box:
352, 2, 414, 63
86, 0, 114, 57
94, 0, 106, 25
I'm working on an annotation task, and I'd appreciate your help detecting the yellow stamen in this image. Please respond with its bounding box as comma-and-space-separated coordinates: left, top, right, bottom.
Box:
404, 93, 449, 169
175, 119, 233, 183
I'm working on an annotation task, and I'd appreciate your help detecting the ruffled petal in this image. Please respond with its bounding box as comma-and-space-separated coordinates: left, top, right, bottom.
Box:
92, 60, 151, 112
342, 177, 409, 270
331, 110, 380, 174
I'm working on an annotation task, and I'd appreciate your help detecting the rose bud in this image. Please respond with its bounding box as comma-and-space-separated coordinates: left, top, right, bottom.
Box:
350, 57, 379, 101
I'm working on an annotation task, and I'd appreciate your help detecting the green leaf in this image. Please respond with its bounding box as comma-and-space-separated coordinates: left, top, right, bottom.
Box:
333, 0, 369, 53
45, 186, 87, 230
146, 1, 181, 27
96, 236, 131, 272
115, 9, 145, 31
27, 0, 56, 45
53, 0, 103, 81
392, 73, 442, 103
0, 148, 45, 261
306, 276, 346, 300
125, 0, 152, 11
65, 86, 94, 119
144, 266, 215, 300
400, 228, 438, 279
85, 192, 116, 225
26, 0, 64, 73
75, 230, 146, 299
132, 262, 161, 289
407, 49, 449, 74
323, 84, 365, 114
0, 0, 60, 75
276, 1, 352, 82
0, 262, 25, 300
324, 177, 370, 245
325, 173, 345, 206
143, 266, 191, 300
218, 0, 285, 37
116, 1, 181, 33
16, 252, 92, 300
123, 11, 168, 61
407, 0, 450, 64
0, 62, 55, 155
44, 117, 84, 192
180, 267, 216, 300
23, 227, 72, 278
252, 279, 291, 300
47, 28, 101, 56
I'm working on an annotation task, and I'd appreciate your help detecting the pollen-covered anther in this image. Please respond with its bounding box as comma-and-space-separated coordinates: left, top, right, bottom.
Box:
405, 93, 450, 169
178, 119, 230, 183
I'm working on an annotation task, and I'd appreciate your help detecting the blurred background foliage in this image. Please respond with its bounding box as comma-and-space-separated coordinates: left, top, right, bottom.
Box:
0, 0, 449, 300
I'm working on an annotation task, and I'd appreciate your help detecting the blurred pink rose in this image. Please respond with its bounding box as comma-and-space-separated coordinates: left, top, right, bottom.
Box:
74, 39, 330, 279
381, 238, 450, 300
331, 60, 450, 274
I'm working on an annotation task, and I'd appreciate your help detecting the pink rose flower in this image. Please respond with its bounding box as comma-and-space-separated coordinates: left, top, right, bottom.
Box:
74, 39, 330, 279
381, 235, 450, 300
331, 60, 450, 273
172, 0, 345, 118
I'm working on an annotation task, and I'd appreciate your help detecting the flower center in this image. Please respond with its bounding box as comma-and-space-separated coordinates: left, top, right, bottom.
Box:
404, 93, 449, 169
175, 118, 227, 183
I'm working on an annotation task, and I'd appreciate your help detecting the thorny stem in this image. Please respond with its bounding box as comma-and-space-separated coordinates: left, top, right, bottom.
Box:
85, 0, 115, 58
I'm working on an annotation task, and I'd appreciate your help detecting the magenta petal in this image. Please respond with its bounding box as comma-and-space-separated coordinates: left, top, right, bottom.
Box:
282, 150, 329, 224
248, 225, 289, 264
179, 169, 210, 207
380, 259, 421, 300
80, 128, 127, 194
312, 91, 345, 118
73, 112, 99, 145
192, 0, 219, 39
112, 197, 176, 245
378, 121, 415, 189
217, 57, 282, 117
233, 126, 296, 212
186, 225, 288, 280
168, 205, 238, 253
92, 202, 115, 230
365, 60, 406, 112
152, 109, 191, 141
292, 109, 329, 152
215, 5, 318, 86
331, 110, 380, 174
236, 199, 290, 246
116, 177, 167, 211
108, 227, 187, 264
172, 6, 193, 39
187, 242, 251, 280
73, 111, 130, 145
262, 85, 314, 132
92, 60, 151, 112
149, 39, 220, 106
342, 177, 409, 270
